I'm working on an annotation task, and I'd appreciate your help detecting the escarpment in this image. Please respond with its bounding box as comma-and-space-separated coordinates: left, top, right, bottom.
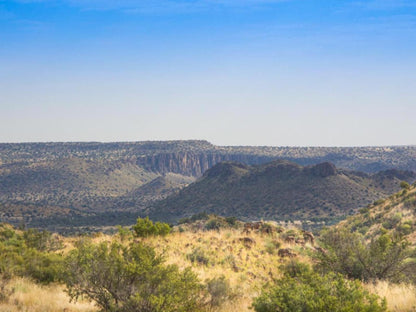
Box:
135, 152, 274, 177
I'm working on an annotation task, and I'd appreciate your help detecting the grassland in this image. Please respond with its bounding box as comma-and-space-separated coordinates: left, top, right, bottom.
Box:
2, 215, 416, 312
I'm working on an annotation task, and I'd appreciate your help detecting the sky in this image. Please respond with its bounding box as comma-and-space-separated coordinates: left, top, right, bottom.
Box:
1, 0, 416, 146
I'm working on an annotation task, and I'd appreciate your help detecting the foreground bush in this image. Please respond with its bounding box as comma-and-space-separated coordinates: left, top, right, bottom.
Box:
316, 227, 415, 283
252, 261, 387, 312
63, 240, 205, 312
0, 225, 63, 284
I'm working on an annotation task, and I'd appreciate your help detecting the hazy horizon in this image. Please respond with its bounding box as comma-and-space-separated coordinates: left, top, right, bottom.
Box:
2, 0, 416, 146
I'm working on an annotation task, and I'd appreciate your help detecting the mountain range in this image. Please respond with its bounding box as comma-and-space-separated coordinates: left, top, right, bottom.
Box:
1, 140, 416, 230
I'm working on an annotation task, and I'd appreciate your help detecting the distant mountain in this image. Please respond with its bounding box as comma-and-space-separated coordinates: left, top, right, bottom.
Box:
148, 160, 416, 223
1, 140, 416, 230
2, 141, 416, 175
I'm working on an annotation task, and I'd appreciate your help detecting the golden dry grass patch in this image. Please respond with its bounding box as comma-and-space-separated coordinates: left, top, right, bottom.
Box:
366, 281, 416, 312
0, 277, 97, 312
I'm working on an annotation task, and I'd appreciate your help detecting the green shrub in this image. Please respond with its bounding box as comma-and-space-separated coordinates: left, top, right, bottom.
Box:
63, 240, 205, 312
116, 225, 131, 241
373, 199, 385, 206
0, 227, 63, 284
400, 181, 410, 190
206, 276, 232, 308
187, 247, 210, 266
397, 220, 413, 235
23, 229, 62, 252
23, 250, 63, 284
264, 239, 281, 255
381, 213, 402, 230
178, 212, 209, 225
133, 217, 171, 237
225, 216, 238, 226
404, 197, 416, 209
252, 262, 387, 312
316, 227, 414, 283
205, 219, 222, 231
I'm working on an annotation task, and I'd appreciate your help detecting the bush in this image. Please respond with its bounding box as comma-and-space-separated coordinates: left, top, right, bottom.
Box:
206, 276, 232, 308
63, 240, 205, 312
404, 197, 416, 209
133, 217, 171, 237
224, 216, 238, 226
252, 262, 387, 312
316, 227, 414, 283
178, 212, 209, 225
23, 228, 62, 252
373, 199, 385, 206
0, 226, 63, 284
187, 247, 210, 266
397, 222, 413, 235
23, 250, 63, 284
205, 219, 222, 231
400, 181, 410, 190
264, 239, 281, 255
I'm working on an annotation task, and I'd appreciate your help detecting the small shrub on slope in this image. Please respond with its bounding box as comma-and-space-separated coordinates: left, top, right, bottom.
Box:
133, 217, 171, 237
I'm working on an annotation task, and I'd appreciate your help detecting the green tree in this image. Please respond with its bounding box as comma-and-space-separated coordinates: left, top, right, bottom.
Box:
252, 261, 386, 312
62, 239, 205, 312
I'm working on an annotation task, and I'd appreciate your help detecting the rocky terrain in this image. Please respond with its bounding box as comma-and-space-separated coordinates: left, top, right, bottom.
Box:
2, 141, 416, 175
1, 140, 416, 230
149, 160, 416, 223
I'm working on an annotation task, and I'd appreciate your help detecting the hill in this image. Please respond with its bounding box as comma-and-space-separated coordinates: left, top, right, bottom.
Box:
0, 158, 194, 230
338, 182, 416, 247
149, 160, 416, 223
2, 140, 416, 229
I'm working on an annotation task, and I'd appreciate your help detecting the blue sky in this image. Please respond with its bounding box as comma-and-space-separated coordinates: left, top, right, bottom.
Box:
1, 0, 416, 146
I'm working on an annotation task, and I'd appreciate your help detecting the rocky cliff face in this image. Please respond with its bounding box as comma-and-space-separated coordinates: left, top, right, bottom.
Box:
135, 152, 274, 177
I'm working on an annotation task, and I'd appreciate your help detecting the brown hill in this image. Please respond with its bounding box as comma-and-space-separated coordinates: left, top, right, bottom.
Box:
149, 160, 416, 223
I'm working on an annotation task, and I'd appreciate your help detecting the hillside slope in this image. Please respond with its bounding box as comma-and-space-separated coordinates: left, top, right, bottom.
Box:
2, 140, 416, 229
149, 160, 416, 223
339, 183, 416, 246
0, 159, 194, 228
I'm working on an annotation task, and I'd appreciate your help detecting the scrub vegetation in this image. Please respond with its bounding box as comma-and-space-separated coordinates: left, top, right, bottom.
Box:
1, 203, 416, 311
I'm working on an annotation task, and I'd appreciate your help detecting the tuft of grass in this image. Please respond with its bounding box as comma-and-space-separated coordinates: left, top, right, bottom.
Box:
366, 281, 416, 312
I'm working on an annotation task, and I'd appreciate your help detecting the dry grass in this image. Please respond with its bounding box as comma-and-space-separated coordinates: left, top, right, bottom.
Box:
366, 281, 416, 312
143, 226, 313, 312
4, 225, 416, 312
1, 225, 309, 312
0, 277, 97, 312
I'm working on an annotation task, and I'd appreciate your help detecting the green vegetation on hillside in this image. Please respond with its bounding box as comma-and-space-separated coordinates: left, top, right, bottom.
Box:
1, 197, 416, 312
150, 161, 415, 223
2, 141, 416, 230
